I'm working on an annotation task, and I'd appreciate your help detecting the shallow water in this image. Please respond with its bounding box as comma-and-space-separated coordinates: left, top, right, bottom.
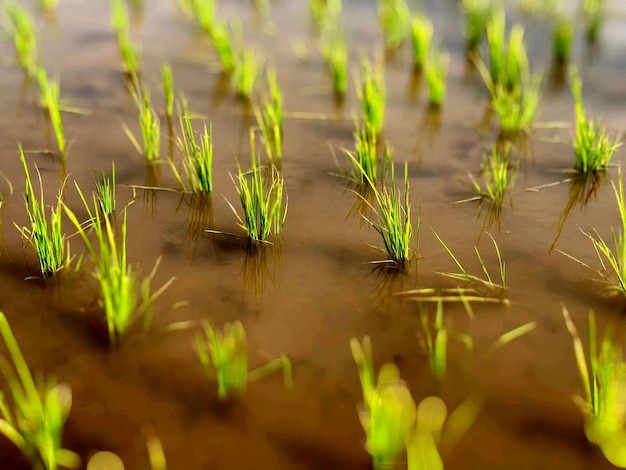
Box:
0, 0, 626, 469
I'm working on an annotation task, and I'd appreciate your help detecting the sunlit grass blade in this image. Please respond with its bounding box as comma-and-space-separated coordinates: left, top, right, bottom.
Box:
357, 57, 386, 135
162, 64, 174, 120
15, 145, 71, 279
37, 67, 66, 162
124, 84, 161, 163
189, 0, 216, 34
111, 0, 141, 76
232, 46, 263, 99
0, 312, 80, 470
253, 68, 283, 166
94, 162, 116, 215
211, 20, 236, 73
5, 3, 38, 77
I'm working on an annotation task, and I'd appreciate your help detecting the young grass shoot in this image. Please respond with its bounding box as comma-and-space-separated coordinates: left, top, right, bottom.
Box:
466, 144, 516, 207
345, 119, 391, 187
571, 68, 621, 175
94, 163, 117, 215
553, 16, 574, 64
226, 131, 287, 244
357, 57, 386, 135
111, 0, 141, 76
162, 64, 174, 121
0, 312, 80, 470
254, 68, 283, 166
462, 0, 490, 53
309, 0, 342, 32
410, 14, 433, 70
5, 3, 38, 78
232, 47, 262, 99
124, 85, 161, 163
195, 320, 292, 400
321, 30, 348, 96
211, 20, 236, 74
37, 67, 66, 162
16, 145, 71, 279
425, 50, 450, 107
377, 0, 411, 49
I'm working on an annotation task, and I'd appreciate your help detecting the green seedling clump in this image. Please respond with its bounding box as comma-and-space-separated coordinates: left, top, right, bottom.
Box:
321, 30, 348, 96
563, 306, 626, 467
195, 320, 292, 400
40, 0, 59, 13
189, 0, 216, 35
410, 14, 433, 70
583, 0, 605, 44
469, 144, 516, 206
346, 119, 391, 187
125, 85, 161, 163
377, 0, 411, 49
462, 0, 490, 52
37, 67, 66, 162
94, 163, 117, 215
254, 69, 283, 166
211, 20, 236, 73
0, 312, 81, 470
65, 192, 173, 347
425, 51, 450, 106
172, 96, 213, 194
111, 0, 141, 76
357, 57, 386, 135
5, 3, 38, 77
16, 145, 71, 279
232, 47, 262, 99
309, 0, 342, 31
227, 132, 287, 244
553, 16, 574, 64
571, 68, 621, 175
162, 64, 174, 120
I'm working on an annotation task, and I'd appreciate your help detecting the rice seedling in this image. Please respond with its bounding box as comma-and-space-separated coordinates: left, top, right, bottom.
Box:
425, 51, 450, 107
410, 14, 433, 70
553, 16, 574, 64
189, 0, 216, 35
211, 20, 236, 74
420, 300, 456, 380
357, 57, 386, 135
39, 0, 59, 12
466, 144, 516, 206
0, 312, 81, 470
571, 68, 621, 175
37, 67, 66, 162
350, 337, 416, 469
64, 188, 174, 347
5, 2, 38, 77
345, 119, 391, 187
232, 46, 262, 99
377, 0, 411, 49
562, 306, 626, 467
172, 96, 213, 194
253, 68, 283, 165
124, 85, 161, 163
583, 0, 605, 44
320, 30, 348, 96
94, 163, 116, 215
432, 230, 506, 291
162, 64, 174, 121
462, 0, 490, 53
352, 161, 415, 269
226, 131, 287, 244
195, 320, 292, 400
111, 0, 141, 76
16, 145, 71, 279
309, 0, 342, 31
485, 11, 530, 90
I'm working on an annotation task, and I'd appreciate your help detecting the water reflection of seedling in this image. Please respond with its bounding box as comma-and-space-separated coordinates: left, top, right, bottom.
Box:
124, 84, 161, 163
195, 320, 292, 400
357, 57, 386, 135
377, 0, 411, 49
65, 190, 174, 347
0, 312, 80, 470
37, 68, 66, 163
553, 16, 574, 64
171, 96, 213, 194
253, 68, 283, 166
94, 162, 117, 215
16, 145, 71, 279
562, 306, 626, 467
321, 30, 348, 97
226, 131, 287, 244
5, 3, 38, 78
425, 51, 449, 107
571, 68, 621, 175
410, 15, 432, 70
462, 0, 490, 53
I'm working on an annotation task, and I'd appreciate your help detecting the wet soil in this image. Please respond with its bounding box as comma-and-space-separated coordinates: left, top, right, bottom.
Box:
1, 0, 626, 469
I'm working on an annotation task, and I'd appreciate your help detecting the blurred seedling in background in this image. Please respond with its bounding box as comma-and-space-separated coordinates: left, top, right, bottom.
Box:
4, 2, 38, 78
320, 29, 348, 97
425, 50, 450, 107
583, 0, 605, 44
162, 64, 174, 121
39, 0, 59, 14
462, 0, 490, 54
345, 118, 392, 187
253, 68, 283, 166
232, 46, 263, 99
377, 0, 411, 49
211, 20, 236, 74
124, 84, 161, 164
87, 426, 166, 470
570, 67, 621, 175
309, 0, 342, 32
16, 145, 71, 279
223, 131, 287, 244
171, 96, 213, 194
37, 67, 66, 163
562, 306, 626, 467
111, 0, 141, 77
94, 162, 117, 215
410, 14, 432, 70
357, 57, 386, 135
188, 0, 217, 35
195, 320, 292, 400
552, 16, 574, 64
0, 312, 80, 470
64, 188, 174, 347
